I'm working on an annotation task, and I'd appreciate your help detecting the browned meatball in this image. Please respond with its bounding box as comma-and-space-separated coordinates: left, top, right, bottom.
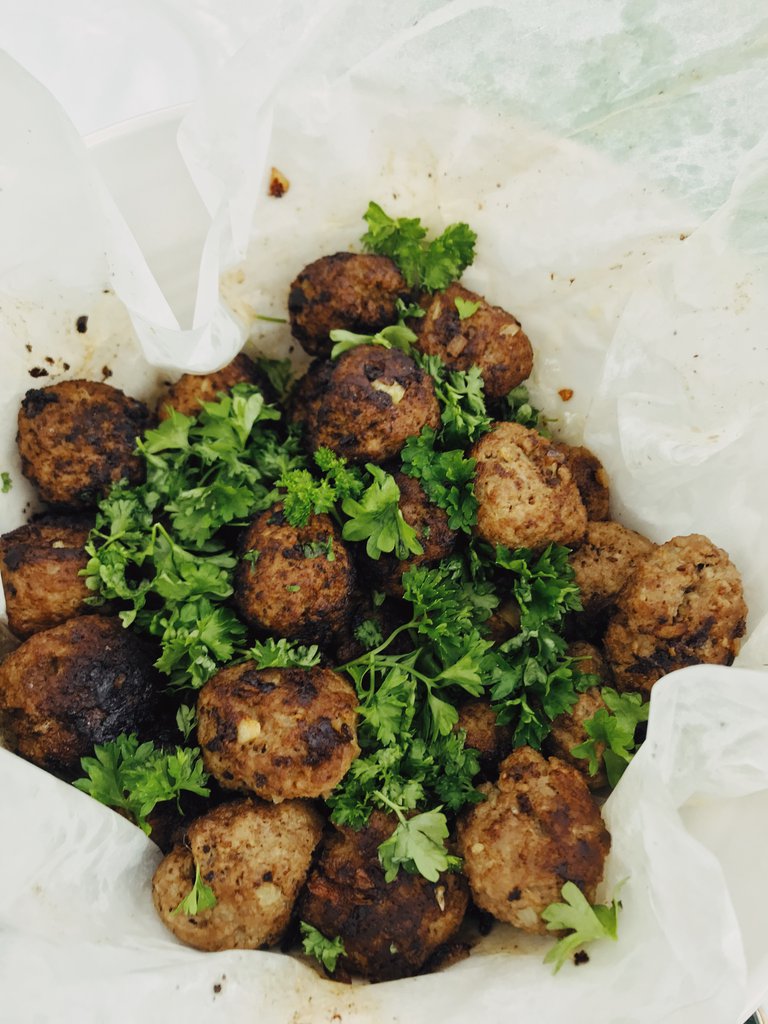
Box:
0, 615, 158, 774
550, 442, 610, 521
471, 423, 587, 551
604, 534, 747, 697
288, 253, 409, 357
365, 473, 457, 597
456, 746, 610, 932
484, 599, 522, 643
297, 347, 440, 464
570, 521, 657, 618
156, 353, 272, 421
412, 282, 534, 400
0, 515, 94, 638
197, 664, 359, 800
334, 594, 411, 663
152, 798, 323, 951
300, 812, 469, 980
17, 380, 150, 509
455, 698, 512, 774
233, 505, 355, 645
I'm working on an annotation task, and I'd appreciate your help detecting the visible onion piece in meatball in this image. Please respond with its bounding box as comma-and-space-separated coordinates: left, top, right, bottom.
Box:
457, 747, 610, 933
411, 282, 534, 401
197, 664, 359, 801
152, 797, 324, 951
17, 379, 150, 509
604, 533, 747, 697
233, 504, 356, 646
471, 422, 588, 551
549, 441, 610, 521
0, 514, 95, 638
288, 252, 410, 357
300, 811, 469, 981
0, 615, 159, 775
156, 353, 274, 421
293, 346, 440, 464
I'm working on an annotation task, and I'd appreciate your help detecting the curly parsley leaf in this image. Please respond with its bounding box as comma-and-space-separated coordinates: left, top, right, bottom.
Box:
279, 448, 365, 528
454, 296, 480, 320
541, 881, 620, 972
247, 636, 322, 669
0, 471, 11, 493
354, 618, 385, 651
172, 861, 217, 917
500, 384, 546, 432
377, 806, 462, 883
73, 734, 209, 834
571, 688, 650, 787
361, 201, 476, 292
300, 922, 347, 973
329, 323, 417, 360
341, 465, 423, 560
175, 704, 197, 741
254, 356, 294, 401
401, 427, 478, 533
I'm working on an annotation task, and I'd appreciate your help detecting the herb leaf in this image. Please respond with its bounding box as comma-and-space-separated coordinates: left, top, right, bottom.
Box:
377, 807, 462, 883
300, 922, 346, 973
401, 427, 478, 533
341, 465, 423, 561
172, 861, 217, 917
571, 688, 649, 787
541, 881, 620, 972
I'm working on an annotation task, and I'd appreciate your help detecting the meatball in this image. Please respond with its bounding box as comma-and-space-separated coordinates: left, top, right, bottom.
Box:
288, 252, 409, 357
233, 505, 355, 646
0, 615, 158, 774
365, 473, 457, 597
197, 664, 359, 800
152, 798, 323, 951
412, 282, 533, 400
17, 380, 150, 508
157, 353, 273, 421
296, 346, 440, 464
604, 533, 747, 697
0, 515, 94, 638
454, 698, 512, 775
471, 423, 588, 551
570, 521, 656, 618
300, 812, 469, 980
550, 442, 610, 521
334, 594, 411, 663
456, 746, 610, 932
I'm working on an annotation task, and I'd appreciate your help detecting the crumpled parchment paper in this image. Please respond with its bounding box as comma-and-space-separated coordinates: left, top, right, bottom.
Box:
1, 2, 768, 1022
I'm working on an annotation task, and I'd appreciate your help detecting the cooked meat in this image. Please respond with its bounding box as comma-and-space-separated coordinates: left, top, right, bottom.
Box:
455, 698, 512, 775
294, 346, 440, 464
471, 423, 587, 551
411, 283, 533, 401
456, 746, 610, 932
152, 797, 323, 951
288, 252, 409, 357
233, 505, 355, 646
333, 593, 411, 663
364, 473, 457, 597
0, 615, 158, 775
300, 811, 469, 980
0, 515, 94, 638
570, 521, 656, 617
545, 644, 612, 789
156, 353, 273, 421
483, 599, 521, 643
197, 664, 359, 801
550, 442, 610, 521
604, 533, 747, 697
16, 379, 150, 509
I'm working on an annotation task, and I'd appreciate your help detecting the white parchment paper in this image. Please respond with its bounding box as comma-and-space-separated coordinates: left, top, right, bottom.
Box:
1, 2, 768, 1022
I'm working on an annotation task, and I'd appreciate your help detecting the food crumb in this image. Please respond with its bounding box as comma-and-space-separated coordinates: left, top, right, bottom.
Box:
25, 343, 32, 353
76, 315, 89, 333
101, 365, 113, 380
574, 950, 590, 966
213, 984, 221, 994
558, 388, 574, 402
269, 167, 290, 198
29, 367, 49, 378
44, 356, 55, 365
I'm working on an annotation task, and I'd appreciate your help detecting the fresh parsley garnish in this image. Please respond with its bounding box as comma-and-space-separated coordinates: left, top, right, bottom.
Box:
73, 733, 209, 834
254, 356, 294, 400
175, 703, 197, 741
278, 448, 364, 528
401, 427, 478, 533
454, 297, 480, 320
377, 802, 462, 883
341, 465, 423, 561
300, 922, 346, 973
171, 861, 217, 917
571, 688, 650, 787
361, 201, 477, 292
0, 471, 11, 493
329, 323, 418, 360
247, 636, 322, 669
541, 881, 620, 972
501, 384, 546, 432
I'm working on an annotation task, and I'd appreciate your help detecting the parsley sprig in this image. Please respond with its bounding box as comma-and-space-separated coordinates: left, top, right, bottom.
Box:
541, 881, 621, 972
571, 688, 649, 787
172, 861, 217, 917
300, 922, 347, 973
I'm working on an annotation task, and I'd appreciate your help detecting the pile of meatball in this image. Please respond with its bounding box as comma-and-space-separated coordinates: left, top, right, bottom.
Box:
0, 248, 748, 982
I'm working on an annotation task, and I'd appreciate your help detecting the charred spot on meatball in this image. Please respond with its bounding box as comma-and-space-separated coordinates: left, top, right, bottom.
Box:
300, 811, 469, 981
152, 797, 323, 951
364, 473, 457, 597
550, 441, 610, 521
604, 533, 747, 697
411, 282, 533, 401
17, 379, 150, 509
471, 422, 587, 551
197, 664, 359, 801
156, 353, 274, 421
454, 698, 512, 778
288, 253, 410, 358
0, 615, 159, 776
233, 505, 355, 646
457, 746, 610, 932
0, 514, 95, 638
294, 346, 440, 464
